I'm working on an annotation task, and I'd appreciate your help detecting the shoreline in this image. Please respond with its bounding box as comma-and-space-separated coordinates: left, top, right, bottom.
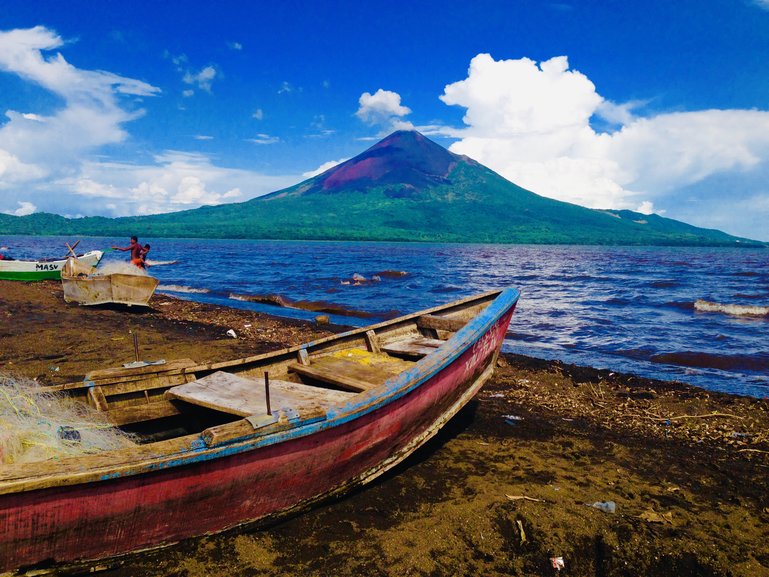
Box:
1, 280, 768, 576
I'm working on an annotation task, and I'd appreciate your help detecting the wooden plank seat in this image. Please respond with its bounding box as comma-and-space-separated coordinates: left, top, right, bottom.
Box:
288, 355, 410, 392
381, 336, 446, 358
164, 371, 355, 417
416, 314, 467, 333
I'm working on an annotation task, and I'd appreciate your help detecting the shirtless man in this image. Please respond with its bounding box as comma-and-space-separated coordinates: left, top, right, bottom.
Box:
112, 236, 145, 268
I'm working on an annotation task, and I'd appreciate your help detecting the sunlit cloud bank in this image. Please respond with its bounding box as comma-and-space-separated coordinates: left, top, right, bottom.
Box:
438, 54, 769, 231
56, 152, 297, 217
0, 26, 158, 179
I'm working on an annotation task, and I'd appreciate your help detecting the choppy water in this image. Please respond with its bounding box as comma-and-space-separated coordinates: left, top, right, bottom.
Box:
4, 236, 768, 397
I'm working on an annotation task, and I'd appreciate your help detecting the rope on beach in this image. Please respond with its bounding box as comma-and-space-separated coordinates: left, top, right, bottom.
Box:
0, 374, 135, 465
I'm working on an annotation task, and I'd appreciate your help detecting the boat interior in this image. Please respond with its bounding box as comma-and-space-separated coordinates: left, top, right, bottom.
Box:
49, 293, 497, 449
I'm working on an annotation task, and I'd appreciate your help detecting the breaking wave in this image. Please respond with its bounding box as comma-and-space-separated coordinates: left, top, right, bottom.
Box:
145, 259, 178, 266
158, 285, 210, 294
694, 299, 769, 317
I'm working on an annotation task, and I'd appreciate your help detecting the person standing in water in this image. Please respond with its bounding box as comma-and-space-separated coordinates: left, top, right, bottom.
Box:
140, 244, 151, 268
112, 236, 145, 268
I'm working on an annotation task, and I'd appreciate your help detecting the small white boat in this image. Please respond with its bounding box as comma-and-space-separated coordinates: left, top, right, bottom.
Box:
61, 257, 159, 307
0, 250, 103, 281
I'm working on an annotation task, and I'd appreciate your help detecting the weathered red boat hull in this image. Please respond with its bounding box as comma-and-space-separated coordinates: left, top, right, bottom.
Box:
0, 294, 517, 571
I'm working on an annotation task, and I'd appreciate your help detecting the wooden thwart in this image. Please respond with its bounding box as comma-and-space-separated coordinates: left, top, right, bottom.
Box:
288, 356, 401, 392
382, 336, 445, 358
165, 371, 355, 417
416, 314, 467, 333
108, 400, 183, 426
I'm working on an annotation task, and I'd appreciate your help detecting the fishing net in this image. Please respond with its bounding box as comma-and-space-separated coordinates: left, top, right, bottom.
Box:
0, 374, 135, 465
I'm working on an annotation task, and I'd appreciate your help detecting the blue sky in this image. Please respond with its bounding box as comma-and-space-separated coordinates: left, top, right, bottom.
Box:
1, 0, 769, 240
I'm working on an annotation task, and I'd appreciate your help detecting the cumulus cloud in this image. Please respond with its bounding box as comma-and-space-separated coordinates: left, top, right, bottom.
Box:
0, 148, 47, 184
173, 176, 237, 205
440, 53, 769, 236
356, 89, 413, 130
303, 158, 347, 178
2, 201, 36, 216
183, 65, 217, 93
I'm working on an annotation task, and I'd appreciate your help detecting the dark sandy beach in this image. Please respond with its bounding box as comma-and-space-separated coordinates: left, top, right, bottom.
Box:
1, 280, 768, 577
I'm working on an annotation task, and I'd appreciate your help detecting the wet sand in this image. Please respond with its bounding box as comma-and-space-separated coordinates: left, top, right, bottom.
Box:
1, 280, 768, 577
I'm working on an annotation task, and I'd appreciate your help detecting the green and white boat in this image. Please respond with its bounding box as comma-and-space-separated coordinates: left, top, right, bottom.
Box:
0, 250, 103, 281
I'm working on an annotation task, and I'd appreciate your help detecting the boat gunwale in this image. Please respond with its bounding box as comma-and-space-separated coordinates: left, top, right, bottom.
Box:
185, 288, 504, 374
0, 288, 520, 494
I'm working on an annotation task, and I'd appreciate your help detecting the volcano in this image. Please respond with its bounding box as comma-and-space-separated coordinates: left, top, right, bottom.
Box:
262, 130, 470, 199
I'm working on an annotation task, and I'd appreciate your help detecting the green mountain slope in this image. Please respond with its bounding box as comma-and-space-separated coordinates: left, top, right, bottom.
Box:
0, 131, 763, 246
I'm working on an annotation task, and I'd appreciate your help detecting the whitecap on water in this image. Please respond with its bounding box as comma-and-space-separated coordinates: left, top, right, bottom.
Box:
157, 285, 210, 294
145, 259, 178, 266
694, 299, 769, 317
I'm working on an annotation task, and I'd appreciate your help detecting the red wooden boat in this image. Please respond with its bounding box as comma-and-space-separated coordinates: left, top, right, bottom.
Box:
0, 288, 519, 572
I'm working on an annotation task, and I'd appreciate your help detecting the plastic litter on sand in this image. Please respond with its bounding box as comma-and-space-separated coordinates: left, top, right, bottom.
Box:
589, 500, 617, 513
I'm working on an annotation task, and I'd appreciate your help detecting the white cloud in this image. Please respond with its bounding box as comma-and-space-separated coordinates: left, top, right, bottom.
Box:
247, 134, 279, 145
0, 26, 307, 219
0, 27, 158, 100
440, 53, 769, 235
227, 41, 243, 50
252, 108, 264, 120
0, 148, 47, 184
635, 201, 656, 215
71, 178, 122, 198
303, 158, 347, 178
356, 89, 413, 130
2, 201, 36, 216
0, 26, 159, 187
183, 65, 217, 92
51, 151, 299, 216
193, 135, 213, 140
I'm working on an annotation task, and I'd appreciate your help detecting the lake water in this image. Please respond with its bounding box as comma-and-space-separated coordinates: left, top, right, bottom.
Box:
4, 236, 768, 397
